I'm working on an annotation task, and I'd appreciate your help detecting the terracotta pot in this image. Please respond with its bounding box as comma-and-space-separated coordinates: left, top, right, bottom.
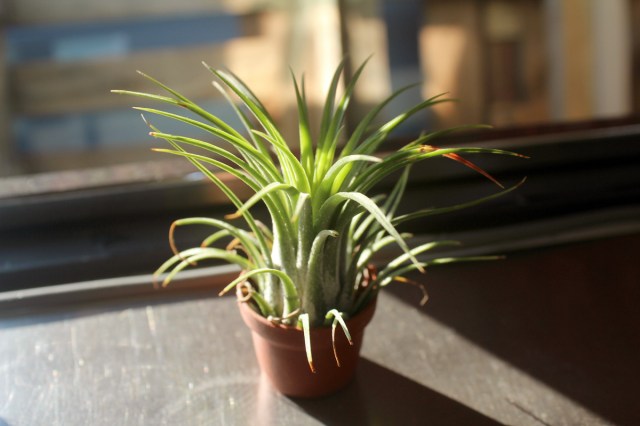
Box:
238, 298, 377, 398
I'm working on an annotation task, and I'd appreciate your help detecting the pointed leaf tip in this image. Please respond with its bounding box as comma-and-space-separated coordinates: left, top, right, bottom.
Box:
224, 212, 242, 220
443, 152, 504, 189
394, 276, 429, 305
299, 313, 315, 373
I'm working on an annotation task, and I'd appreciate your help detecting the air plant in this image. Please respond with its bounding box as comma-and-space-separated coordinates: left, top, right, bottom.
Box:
112, 59, 524, 370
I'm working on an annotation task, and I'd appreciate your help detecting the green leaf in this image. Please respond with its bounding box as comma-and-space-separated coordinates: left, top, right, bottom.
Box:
115, 74, 243, 140
290, 70, 315, 178
318, 192, 424, 272
225, 182, 296, 220
393, 178, 527, 225
303, 230, 339, 323
250, 130, 311, 192
111, 89, 179, 106
138, 108, 281, 182
219, 268, 300, 318
353, 146, 524, 194
353, 93, 453, 156
200, 230, 232, 248
294, 193, 313, 280
322, 154, 381, 193
171, 217, 265, 270
378, 256, 504, 286
242, 290, 273, 318
399, 124, 493, 151
211, 80, 271, 159
299, 313, 315, 373
317, 58, 346, 151
339, 82, 422, 158
314, 154, 382, 213
150, 147, 258, 188
385, 240, 461, 270
325, 309, 353, 367
352, 166, 410, 243
204, 64, 310, 190
158, 248, 253, 287
126, 95, 278, 276
354, 232, 413, 270
154, 247, 208, 279
315, 57, 371, 183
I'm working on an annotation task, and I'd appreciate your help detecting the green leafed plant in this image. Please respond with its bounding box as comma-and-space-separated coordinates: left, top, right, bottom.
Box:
113, 59, 525, 371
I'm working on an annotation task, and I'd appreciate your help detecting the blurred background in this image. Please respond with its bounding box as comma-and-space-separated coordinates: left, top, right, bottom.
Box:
0, 0, 637, 177
1, 0, 639, 289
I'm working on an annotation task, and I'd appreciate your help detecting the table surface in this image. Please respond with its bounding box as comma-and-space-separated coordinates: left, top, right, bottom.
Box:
2, 234, 639, 426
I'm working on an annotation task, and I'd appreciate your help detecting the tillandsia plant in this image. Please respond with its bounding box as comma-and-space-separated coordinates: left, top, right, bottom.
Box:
113, 59, 525, 370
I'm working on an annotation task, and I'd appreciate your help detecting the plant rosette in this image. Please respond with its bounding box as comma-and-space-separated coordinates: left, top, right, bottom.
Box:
113, 58, 525, 398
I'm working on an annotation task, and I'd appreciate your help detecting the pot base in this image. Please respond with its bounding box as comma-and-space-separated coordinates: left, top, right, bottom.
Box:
239, 299, 377, 398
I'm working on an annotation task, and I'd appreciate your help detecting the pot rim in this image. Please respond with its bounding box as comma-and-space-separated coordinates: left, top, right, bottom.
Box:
238, 296, 378, 343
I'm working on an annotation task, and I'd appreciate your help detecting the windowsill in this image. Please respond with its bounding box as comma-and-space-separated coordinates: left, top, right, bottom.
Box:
2, 120, 639, 289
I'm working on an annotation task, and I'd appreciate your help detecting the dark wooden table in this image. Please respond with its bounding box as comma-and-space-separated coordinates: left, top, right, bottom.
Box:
1, 234, 639, 425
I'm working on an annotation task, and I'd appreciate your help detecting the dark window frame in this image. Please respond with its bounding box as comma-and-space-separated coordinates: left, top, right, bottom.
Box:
2, 117, 640, 291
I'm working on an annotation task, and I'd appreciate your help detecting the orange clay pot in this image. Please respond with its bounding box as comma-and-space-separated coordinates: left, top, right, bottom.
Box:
238, 297, 377, 398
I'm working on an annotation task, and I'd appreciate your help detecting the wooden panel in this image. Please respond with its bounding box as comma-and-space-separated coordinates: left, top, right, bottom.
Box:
11, 44, 226, 116
11, 36, 285, 117
420, 0, 485, 127
560, 0, 593, 120
4, 0, 270, 25
10, 45, 222, 115
486, 0, 549, 126
340, 0, 392, 123
513, 0, 549, 124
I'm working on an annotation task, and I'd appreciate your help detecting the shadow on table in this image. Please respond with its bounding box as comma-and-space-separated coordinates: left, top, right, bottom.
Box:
387, 235, 640, 426
289, 358, 503, 426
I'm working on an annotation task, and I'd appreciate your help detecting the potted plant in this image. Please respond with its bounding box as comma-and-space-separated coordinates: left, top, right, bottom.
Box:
113, 59, 524, 398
